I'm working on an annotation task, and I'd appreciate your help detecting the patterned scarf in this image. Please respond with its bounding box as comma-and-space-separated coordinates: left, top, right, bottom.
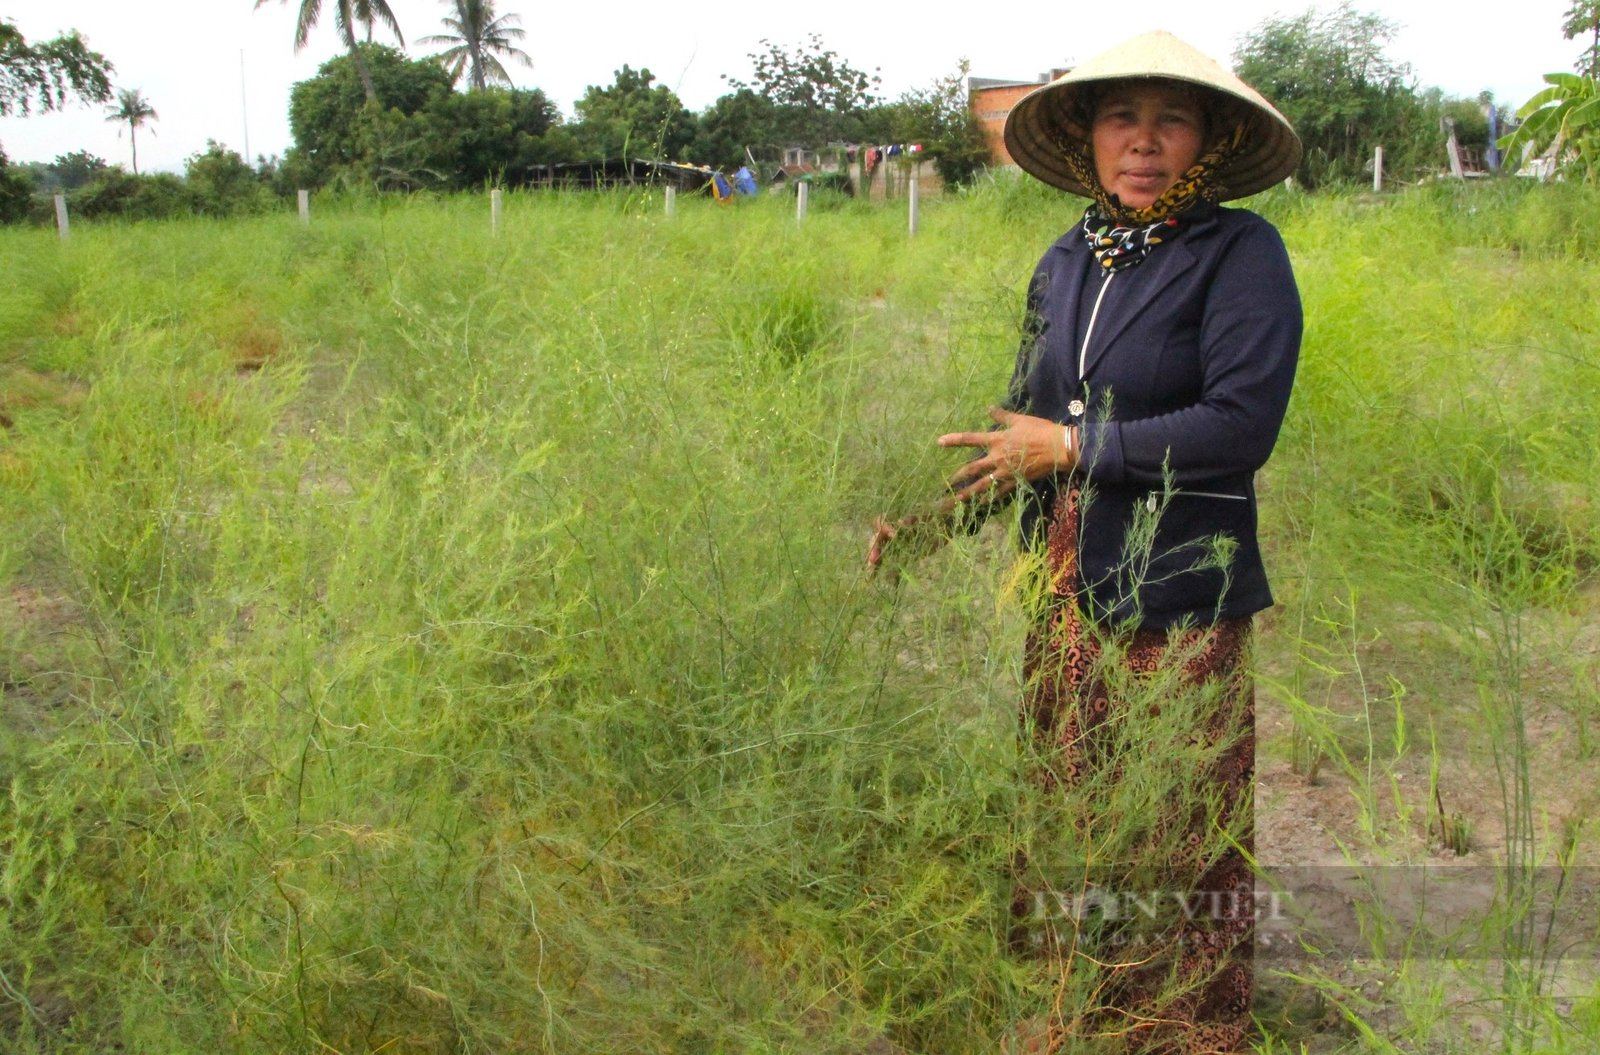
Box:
1064, 121, 1250, 273
1080, 211, 1180, 273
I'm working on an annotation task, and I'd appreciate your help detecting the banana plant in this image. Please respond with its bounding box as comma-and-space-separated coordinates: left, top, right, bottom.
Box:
1497, 72, 1600, 182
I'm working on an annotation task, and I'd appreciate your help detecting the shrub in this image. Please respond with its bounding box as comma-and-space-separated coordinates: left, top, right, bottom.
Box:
184, 141, 275, 217
68, 168, 189, 221
0, 147, 33, 224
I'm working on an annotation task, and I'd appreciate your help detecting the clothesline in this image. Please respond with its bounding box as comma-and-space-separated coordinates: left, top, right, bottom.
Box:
843, 143, 926, 172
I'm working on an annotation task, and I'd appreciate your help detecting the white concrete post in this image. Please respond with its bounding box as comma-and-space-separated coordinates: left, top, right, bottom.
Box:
297, 189, 310, 225
1447, 130, 1465, 179
796, 181, 809, 224
491, 188, 503, 234
908, 171, 920, 237
53, 195, 69, 240
665, 185, 676, 218
1373, 146, 1384, 192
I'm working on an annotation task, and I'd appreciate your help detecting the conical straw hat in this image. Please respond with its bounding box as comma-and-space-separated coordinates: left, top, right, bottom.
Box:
1003, 30, 1301, 200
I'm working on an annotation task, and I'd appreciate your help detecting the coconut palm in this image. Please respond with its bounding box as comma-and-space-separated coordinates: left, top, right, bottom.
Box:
106, 88, 156, 174
420, 0, 532, 91
254, 0, 404, 104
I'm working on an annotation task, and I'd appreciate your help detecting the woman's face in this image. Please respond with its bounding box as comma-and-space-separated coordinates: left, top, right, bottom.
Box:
1090, 83, 1206, 211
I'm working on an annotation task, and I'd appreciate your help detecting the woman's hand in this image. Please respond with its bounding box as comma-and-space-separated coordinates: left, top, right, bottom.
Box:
938, 407, 1076, 502
866, 408, 1075, 575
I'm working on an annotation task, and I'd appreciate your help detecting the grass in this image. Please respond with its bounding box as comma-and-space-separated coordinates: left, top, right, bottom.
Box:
1, 178, 1598, 1053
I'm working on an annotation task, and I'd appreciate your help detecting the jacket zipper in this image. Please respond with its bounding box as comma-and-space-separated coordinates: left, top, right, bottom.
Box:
1146, 490, 1250, 512
1078, 270, 1115, 380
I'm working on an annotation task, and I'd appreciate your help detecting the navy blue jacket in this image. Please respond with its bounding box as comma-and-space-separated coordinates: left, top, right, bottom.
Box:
1004, 203, 1301, 629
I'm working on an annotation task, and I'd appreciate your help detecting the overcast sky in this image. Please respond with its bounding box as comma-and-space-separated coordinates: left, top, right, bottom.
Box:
0, 0, 1580, 172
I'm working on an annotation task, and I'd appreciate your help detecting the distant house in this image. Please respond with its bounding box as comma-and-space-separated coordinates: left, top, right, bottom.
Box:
769, 147, 827, 184
765, 146, 847, 188
782, 146, 822, 169
969, 69, 1071, 167
770, 162, 821, 185
768, 143, 944, 202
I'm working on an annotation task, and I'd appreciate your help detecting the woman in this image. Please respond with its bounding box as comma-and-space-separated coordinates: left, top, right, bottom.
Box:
868, 31, 1302, 1054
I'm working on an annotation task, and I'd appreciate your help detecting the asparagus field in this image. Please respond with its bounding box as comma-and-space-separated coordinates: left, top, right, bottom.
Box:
3, 179, 1599, 1053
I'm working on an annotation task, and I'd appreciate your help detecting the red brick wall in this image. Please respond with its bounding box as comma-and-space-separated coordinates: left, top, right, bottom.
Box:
971, 84, 1045, 166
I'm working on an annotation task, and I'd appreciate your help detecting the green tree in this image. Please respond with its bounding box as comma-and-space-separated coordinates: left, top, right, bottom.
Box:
420, 0, 532, 91
1498, 72, 1600, 182
411, 87, 563, 184
1, 18, 113, 117
1427, 91, 1492, 155
106, 87, 157, 175
286, 43, 451, 186
52, 149, 107, 190
573, 65, 695, 161
723, 35, 880, 146
284, 45, 570, 189
255, 0, 405, 104
0, 145, 33, 224
185, 140, 273, 215
1564, 1, 1600, 76
691, 89, 778, 168
350, 104, 444, 190
1233, 3, 1427, 187
885, 60, 991, 186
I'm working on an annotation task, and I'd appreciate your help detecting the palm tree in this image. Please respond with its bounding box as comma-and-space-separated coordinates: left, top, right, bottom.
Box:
420, 0, 532, 91
254, 0, 404, 104
106, 88, 157, 174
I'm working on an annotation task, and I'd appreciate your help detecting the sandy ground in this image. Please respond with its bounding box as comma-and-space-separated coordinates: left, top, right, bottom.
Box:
1250, 596, 1600, 1050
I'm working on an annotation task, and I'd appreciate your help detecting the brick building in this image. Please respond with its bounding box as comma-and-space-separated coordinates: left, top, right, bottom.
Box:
969, 69, 1071, 166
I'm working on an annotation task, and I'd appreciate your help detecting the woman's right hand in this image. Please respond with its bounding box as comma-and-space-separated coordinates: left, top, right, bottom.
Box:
938, 408, 1076, 496
870, 409, 1056, 574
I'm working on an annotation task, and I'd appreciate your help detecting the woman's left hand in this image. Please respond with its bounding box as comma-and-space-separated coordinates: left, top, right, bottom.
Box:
938, 407, 1075, 501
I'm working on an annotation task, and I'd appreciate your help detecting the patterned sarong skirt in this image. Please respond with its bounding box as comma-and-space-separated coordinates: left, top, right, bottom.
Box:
1011, 485, 1256, 1055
